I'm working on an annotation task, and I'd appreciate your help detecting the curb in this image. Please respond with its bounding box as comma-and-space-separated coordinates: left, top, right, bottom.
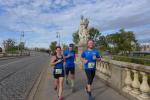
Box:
27, 62, 49, 100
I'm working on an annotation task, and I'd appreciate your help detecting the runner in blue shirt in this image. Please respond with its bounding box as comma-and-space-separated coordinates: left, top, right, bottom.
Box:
51, 46, 64, 100
81, 40, 101, 100
63, 43, 76, 92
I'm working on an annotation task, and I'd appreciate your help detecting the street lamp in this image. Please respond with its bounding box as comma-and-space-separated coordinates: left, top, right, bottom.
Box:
56, 32, 60, 46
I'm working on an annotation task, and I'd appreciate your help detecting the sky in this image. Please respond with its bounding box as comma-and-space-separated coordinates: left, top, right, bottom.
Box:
0, 0, 150, 48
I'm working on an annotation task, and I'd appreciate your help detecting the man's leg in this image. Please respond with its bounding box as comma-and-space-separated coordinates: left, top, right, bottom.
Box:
85, 70, 94, 100
70, 68, 75, 92
65, 68, 69, 85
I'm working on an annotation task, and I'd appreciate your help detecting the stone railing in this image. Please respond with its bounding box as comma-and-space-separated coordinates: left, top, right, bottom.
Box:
96, 59, 150, 100
0, 52, 30, 58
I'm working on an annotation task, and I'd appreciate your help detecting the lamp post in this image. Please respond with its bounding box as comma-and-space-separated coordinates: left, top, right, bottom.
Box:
56, 32, 60, 46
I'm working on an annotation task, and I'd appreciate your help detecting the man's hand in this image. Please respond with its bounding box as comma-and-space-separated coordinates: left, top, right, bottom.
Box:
67, 54, 71, 58
93, 55, 97, 60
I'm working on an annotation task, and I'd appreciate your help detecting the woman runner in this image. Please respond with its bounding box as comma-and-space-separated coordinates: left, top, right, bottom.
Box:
51, 46, 64, 100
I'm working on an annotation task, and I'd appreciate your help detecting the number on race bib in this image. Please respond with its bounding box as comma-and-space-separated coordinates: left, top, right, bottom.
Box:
88, 62, 95, 68
55, 69, 62, 74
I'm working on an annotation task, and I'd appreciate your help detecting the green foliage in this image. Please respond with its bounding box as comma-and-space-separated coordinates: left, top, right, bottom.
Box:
3, 38, 18, 52
88, 27, 101, 41
72, 30, 79, 44
112, 56, 150, 66
144, 55, 150, 59
19, 42, 25, 51
106, 28, 139, 53
49, 41, 57, 52
72, 27, 140, 54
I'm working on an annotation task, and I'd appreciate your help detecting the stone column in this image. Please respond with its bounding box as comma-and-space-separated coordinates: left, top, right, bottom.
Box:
123, 68, 133, 92
138, 72, 150, 100
130, 70, 140, 96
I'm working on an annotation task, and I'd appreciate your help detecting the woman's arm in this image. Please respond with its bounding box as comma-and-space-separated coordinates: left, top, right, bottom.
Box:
50, 56, 60, 66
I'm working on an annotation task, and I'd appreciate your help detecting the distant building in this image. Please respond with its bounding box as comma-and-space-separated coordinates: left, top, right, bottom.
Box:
140, 43, 150, 51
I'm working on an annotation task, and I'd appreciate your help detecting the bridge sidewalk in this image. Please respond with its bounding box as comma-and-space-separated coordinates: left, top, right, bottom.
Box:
33, 66, 128, 100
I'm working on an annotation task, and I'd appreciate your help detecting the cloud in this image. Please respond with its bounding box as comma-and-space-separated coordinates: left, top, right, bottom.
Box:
0, 0, 150, 48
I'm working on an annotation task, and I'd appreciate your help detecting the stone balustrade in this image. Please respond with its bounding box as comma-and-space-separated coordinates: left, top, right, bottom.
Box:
0, 52, 30, 58
96, 59, 150, 100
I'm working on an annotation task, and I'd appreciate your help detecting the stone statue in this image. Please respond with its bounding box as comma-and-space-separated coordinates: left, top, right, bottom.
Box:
78, 16, 89, 46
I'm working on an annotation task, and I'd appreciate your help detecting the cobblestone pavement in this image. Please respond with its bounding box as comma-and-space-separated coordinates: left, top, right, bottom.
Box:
0, 53, 49, 100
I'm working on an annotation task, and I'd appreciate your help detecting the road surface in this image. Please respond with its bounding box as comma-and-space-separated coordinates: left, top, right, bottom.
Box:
0, 52, 49, 100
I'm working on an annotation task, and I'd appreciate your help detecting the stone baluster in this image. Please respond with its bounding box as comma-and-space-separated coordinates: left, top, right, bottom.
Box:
102, 62, 107, 74
138, 72, 150, 100
123, 68, 133, 92
105, 63, 109, 75
99, 62, 103, 72
97, 62, 100, 71
96, 62, 99, 70
130, 70, 140, 96
107, 63, 111, 76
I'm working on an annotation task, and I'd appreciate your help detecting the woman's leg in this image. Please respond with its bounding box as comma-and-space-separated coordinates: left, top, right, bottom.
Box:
58, 77, 64, 98
54, 78, 59, 91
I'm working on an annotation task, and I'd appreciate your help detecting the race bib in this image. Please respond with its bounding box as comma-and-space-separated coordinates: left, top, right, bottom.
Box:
88, 62, 95, 68
55, 69, 62, 74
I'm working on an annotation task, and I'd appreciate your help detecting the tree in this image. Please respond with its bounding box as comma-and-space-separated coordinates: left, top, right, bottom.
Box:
72, 30, 79, 44
19, 42, 25, 50
88, 27, 101, 42
3, 38, 17, 52
106, 28, 139, 54
49, 41, 57, 53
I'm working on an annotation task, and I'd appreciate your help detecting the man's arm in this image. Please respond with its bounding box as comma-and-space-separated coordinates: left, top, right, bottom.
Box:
63, 51, 71, 59
81, 51, 88, 64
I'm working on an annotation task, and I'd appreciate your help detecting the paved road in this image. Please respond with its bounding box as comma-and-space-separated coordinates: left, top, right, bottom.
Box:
0, 52, 49, 100
34, 66, 128, 100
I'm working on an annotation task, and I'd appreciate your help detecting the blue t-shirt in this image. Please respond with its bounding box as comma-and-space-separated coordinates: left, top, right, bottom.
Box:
63, 50, 76, 68
54, 55, 64, 69
81, 49, 100, 70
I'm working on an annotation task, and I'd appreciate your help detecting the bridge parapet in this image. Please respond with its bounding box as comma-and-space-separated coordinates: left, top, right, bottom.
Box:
96, 59, 150, 100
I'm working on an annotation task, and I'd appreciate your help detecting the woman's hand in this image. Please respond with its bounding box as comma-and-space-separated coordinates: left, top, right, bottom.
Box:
56, 59, 62, 63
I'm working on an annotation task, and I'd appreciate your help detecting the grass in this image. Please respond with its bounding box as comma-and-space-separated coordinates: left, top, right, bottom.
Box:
111, 55, 150, 66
